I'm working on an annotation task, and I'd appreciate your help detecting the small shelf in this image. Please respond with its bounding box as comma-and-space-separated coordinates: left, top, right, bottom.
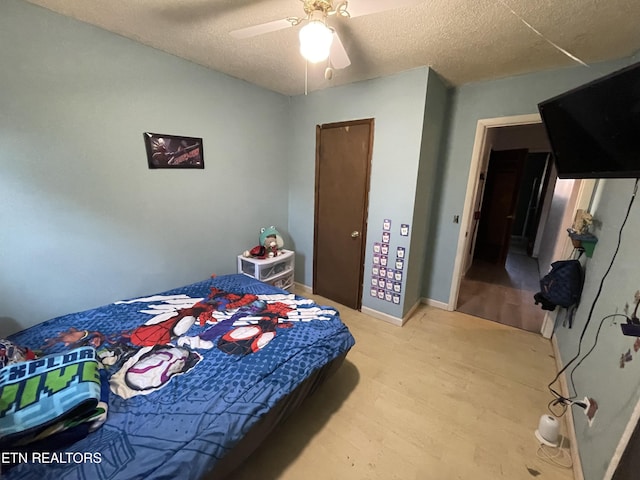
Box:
567, 229, 598, 257
237, 249, 295, 291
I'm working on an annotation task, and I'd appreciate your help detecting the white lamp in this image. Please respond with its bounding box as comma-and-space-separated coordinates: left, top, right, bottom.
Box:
535, 414, 560, 447
299, 12, 333, 63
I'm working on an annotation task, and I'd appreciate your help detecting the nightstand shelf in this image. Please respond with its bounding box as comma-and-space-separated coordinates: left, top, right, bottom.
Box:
237, 249, 295, 291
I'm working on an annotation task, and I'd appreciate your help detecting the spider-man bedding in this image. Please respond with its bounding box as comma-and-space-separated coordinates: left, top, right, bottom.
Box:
2, 274, 355, 479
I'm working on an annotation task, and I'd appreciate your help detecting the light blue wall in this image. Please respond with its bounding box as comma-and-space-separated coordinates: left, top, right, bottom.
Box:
3, 3, 639, 475
423, 55, 640, 304
0, 0, 290, 334
405, 70, 451, 316
288, 68, 429, 317
555, 178, 640, 479
422, 54, 640, 479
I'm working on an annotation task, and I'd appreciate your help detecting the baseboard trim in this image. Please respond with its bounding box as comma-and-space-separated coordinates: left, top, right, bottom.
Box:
294, 282, 312, 294
360, 300, 422, 327
361, 306, 404, 327
295, 283, 420, 328
551, 335, 584, 480
421, 297, 449, 310
541, 311, 555, 339
403, 300, 421, 324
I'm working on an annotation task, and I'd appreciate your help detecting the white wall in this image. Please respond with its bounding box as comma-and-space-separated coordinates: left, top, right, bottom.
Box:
536, 178, 576, 275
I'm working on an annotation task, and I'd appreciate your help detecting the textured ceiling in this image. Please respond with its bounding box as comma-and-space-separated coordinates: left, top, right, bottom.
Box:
24, 0, 640, 95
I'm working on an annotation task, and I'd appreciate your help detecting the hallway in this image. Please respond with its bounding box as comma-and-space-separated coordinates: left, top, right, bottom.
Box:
456, 239, 545, 333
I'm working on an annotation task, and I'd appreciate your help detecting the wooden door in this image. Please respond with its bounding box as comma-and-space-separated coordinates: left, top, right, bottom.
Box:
474, 149, 528, 265
313, 119, 373, 309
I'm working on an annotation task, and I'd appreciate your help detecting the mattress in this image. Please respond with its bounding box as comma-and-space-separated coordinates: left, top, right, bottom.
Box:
2, 274, 355, 479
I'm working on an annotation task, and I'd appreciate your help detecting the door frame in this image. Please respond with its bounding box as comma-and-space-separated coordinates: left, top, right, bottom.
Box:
449, 114, 542, 312
312, 118, 374, 310
449, 114, 597, 331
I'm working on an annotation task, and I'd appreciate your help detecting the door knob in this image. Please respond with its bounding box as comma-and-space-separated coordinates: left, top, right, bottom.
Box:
351, 231, 360, 238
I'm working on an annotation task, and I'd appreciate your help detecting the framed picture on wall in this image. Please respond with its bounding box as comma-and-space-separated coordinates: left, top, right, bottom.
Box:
143, 132, 204, 169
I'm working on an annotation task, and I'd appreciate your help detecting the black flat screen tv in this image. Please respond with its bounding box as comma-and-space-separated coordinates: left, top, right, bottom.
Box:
538, 61, 640, 179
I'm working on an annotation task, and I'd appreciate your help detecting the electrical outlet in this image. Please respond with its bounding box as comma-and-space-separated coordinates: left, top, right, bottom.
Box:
583, 397, 598, 426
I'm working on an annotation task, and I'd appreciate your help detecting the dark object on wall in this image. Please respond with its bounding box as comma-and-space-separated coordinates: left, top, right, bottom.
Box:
534, 259, 584, 313
538, 61, 640, 179
143, 132, 204, 169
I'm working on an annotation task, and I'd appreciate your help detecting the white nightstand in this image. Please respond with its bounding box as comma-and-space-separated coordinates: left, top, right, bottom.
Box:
237, 249, 295, 291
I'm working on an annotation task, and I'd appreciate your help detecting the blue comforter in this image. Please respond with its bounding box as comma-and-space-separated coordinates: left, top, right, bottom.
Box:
4, 274, 355, 479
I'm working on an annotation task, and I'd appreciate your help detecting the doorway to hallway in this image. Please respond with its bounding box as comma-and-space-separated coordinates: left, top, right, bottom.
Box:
449, 115, 555, 334
456, 239, 545, 332
459, 147, 551, 333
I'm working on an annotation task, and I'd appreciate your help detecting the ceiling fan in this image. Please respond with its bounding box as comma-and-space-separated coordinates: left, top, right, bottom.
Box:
230, 0, 423, 71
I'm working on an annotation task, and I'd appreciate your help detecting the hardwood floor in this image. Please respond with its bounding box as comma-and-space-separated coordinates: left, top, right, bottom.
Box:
230, 291, 573, 480
456, 244, 545, 333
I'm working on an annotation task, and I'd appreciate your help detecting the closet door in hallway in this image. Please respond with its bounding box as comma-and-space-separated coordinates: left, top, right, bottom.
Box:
475, 149, 528, 265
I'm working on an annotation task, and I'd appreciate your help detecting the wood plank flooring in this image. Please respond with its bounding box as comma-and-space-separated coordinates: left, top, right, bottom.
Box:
230, 291, 573, 480
456, 248, 546, 333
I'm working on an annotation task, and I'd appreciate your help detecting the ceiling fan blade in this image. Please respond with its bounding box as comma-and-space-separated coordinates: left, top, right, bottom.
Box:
230, 18, 293, 39
330, 31, 351, 69
346, 0, 423, 18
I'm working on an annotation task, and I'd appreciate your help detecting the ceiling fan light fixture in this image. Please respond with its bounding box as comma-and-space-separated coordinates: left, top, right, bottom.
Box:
299, 15, 333, 63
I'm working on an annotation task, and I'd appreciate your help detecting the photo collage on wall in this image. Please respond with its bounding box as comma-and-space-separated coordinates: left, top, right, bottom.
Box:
370, 219, 410, 305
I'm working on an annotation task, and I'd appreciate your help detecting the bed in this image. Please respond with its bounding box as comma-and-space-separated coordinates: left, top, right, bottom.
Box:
1, 273, 355, 479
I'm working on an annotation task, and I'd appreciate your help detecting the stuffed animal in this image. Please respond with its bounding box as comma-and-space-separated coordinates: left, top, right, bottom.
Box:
243, 226, 284, 259
243, 245, 266, 258
260, 226, 282, 258
0, 338, 36, 369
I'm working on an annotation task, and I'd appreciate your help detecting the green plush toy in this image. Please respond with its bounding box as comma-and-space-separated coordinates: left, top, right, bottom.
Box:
259, 226, 284, 258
